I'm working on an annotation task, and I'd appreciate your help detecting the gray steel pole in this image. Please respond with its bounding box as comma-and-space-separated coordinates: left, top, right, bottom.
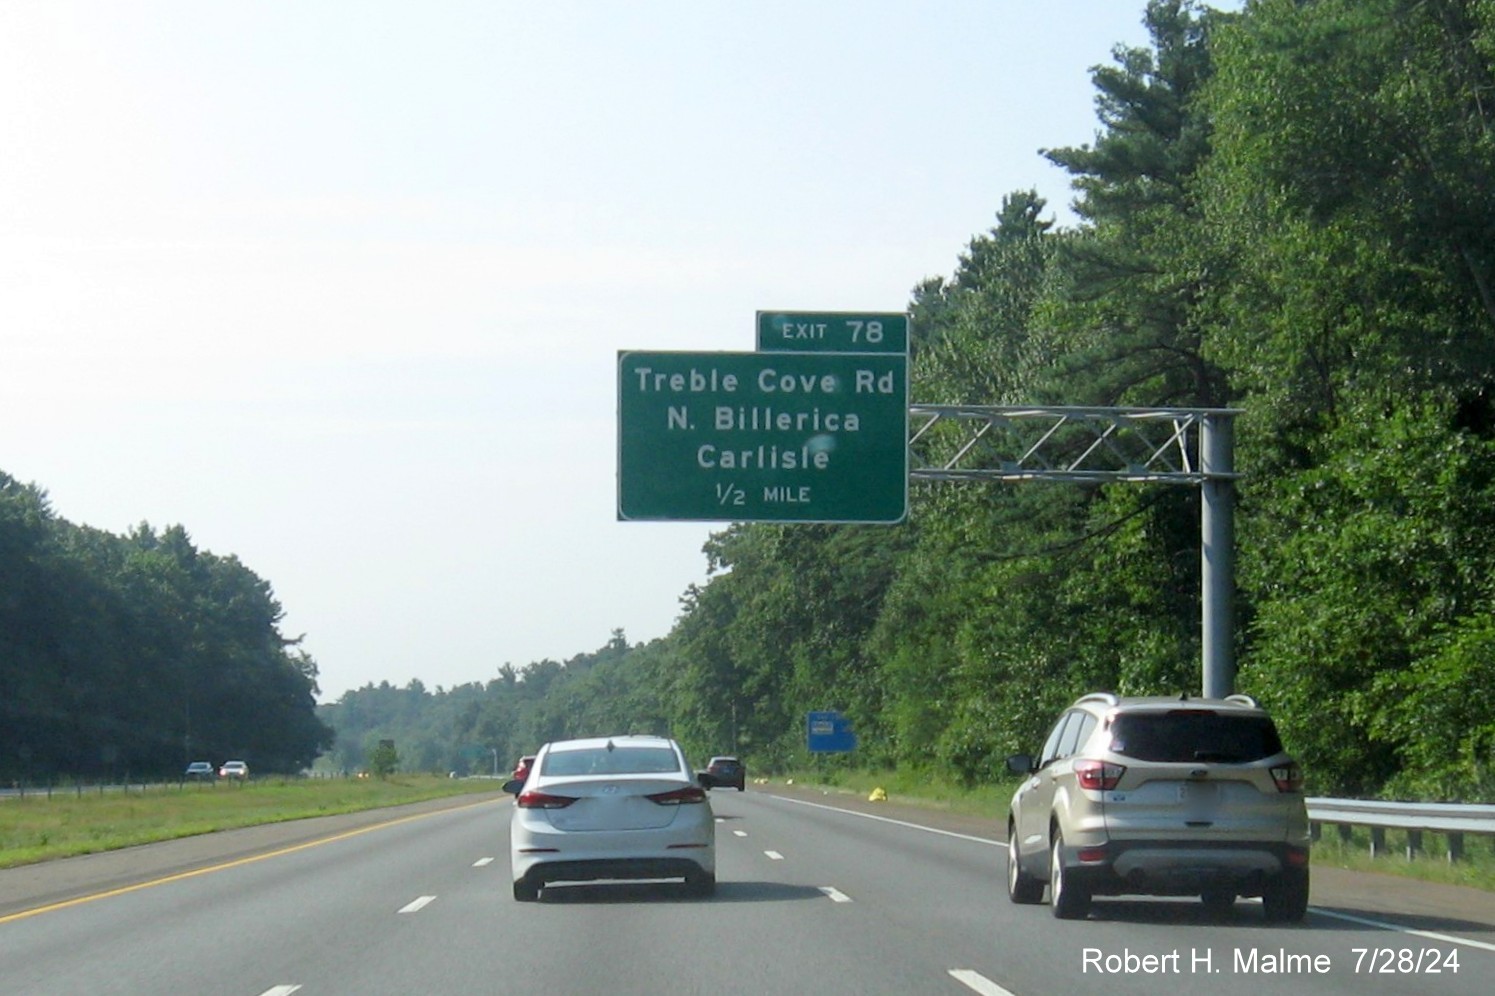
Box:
1201, 413, 1236, 698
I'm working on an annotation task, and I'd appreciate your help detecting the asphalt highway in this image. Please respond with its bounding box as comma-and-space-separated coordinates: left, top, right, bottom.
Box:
3, 787, 1494, 995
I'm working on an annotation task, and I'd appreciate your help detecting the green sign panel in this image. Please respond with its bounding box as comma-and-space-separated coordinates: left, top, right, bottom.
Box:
618, 350, 908, 523
757, 311, 908, 354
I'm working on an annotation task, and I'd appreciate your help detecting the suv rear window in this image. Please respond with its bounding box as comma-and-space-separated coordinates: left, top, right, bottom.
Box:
1107, 711, 1284, 763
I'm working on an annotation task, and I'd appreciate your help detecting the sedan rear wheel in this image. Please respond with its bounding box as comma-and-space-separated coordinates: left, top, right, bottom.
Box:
685, 871, 716, 898
512, 879, 540, 902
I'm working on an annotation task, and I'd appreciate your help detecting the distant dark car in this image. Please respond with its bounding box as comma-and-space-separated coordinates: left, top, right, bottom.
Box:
184, 761, 214, 780
511, 755, 536, 784
705, 755, 746, 791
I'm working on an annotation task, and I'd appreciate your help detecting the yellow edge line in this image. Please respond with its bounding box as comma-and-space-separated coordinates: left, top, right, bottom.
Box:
0, 797, 501, 926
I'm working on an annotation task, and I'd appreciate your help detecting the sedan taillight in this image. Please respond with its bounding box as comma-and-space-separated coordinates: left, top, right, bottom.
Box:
1074, 758, 1125, 791
516, 790, 577, 809
646, 786, 708, 806
1271, 763, 1303, 793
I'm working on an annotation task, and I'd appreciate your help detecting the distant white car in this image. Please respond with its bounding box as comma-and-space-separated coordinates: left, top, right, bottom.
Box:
504, 735, 716, 901
218, 760, 248, 780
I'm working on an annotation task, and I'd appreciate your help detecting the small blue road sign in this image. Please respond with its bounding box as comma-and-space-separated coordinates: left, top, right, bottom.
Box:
807, 710, 857, 753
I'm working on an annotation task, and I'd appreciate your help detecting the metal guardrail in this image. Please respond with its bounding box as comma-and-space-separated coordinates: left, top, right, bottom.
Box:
1308, 797, 1495, 863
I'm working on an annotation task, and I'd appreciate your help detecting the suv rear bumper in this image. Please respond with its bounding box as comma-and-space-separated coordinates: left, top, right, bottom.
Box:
1058, 839, 1308, 897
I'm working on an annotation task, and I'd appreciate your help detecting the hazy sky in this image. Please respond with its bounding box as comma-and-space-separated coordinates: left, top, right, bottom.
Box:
1, 2, 1196, 701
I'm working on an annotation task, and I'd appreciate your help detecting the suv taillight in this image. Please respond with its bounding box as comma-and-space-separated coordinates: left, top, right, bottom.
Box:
1074, 758, 1125, 791
516, 790, 577, 809
647, 786, 708, 806
1270, 763, 1303, 793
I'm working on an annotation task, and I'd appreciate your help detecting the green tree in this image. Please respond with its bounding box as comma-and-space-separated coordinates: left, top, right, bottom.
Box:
368, 739, 399, 779
1040, 0, 1234, 408
1199, 0, 1495, 792
0, 473, 331, 780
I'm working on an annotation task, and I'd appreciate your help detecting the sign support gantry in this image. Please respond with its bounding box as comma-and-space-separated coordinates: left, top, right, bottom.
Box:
907, 405, 1242, 698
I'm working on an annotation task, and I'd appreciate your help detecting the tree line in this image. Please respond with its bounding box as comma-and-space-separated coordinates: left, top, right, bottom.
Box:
323, 1, 1495, 802
0, 474, 332, 780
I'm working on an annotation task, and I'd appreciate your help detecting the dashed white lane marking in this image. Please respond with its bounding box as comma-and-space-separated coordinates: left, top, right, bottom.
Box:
258, 987, 302, 996
473, 857, 494, 867
0, 800, 501, 927
818, 886, 853, 903
764, 850, 785, 861
733, 830, 748, 837
948, 969, 1015, 996
398, 895, 436, 914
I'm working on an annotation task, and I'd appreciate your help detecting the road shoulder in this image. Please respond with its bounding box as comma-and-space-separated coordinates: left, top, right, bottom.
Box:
756, 781, 1495, 936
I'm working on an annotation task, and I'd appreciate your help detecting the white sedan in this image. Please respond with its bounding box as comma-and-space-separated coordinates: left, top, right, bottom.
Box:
504, 735, 716, 901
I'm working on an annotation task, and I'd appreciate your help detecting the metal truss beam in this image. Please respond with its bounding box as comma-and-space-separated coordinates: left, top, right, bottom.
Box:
907, 405, 1241, 485
906, 404, 1242, 698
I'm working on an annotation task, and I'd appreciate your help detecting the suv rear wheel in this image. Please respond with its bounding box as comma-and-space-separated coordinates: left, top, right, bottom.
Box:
1049, 832, 1090, 919
1007, 827, 1043, 904
1261, 867, 1309, 922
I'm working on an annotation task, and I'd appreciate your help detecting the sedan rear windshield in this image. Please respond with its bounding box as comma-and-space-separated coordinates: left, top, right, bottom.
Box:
541, 746, 682, 777
1107, 712, 1284, 763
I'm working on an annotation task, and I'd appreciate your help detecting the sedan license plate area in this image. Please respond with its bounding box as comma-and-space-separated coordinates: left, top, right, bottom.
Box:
549, 792, 674, 832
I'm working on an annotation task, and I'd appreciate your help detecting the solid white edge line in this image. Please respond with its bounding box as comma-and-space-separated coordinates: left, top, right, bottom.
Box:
1307, 906, 1495, 953
818, 886, 853, 903
768, 794, 1000, 846
948, 969, 1015, 996
397, 895, 436, 914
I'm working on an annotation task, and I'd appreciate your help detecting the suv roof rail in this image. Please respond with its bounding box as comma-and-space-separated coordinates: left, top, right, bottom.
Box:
1224, 693, 1260, 708
1075, 692, 1119, 707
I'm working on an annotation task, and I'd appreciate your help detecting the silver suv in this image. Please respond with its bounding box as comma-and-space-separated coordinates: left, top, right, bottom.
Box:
1005, 692, 1309, 921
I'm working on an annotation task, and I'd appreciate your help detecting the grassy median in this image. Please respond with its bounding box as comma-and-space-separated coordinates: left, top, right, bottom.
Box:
0, 776, 504, 870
